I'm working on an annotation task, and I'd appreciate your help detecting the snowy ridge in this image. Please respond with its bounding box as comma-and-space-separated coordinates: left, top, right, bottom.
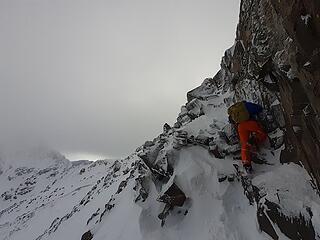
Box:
1, 80, 319, 239
0, 153, 144, 240
2, 0, 320, 238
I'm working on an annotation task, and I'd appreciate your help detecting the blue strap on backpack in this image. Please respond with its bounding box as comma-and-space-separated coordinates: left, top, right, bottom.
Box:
243, 101, 263, 118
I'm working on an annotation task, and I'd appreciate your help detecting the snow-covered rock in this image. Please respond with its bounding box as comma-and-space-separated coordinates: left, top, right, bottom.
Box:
2, 0, 320, 239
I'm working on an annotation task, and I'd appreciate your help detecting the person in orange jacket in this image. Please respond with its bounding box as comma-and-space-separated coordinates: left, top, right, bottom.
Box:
229, 101, 267, 172
238, 119, 267, 171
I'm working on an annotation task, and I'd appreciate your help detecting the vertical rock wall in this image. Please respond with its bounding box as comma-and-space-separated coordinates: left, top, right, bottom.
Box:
231, 0, 320, 187
189, 0, 320, 188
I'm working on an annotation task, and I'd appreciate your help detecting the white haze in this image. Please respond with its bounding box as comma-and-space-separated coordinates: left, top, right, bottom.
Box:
0, 0, 240, 160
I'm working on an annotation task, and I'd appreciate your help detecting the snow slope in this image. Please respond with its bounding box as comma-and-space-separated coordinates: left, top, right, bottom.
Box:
1, 84, 319, 240
2, 2, 320, 237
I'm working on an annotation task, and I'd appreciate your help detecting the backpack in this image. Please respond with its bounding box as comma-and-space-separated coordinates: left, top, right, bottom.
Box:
243, 101, 263, 117
227, 101, 250, 123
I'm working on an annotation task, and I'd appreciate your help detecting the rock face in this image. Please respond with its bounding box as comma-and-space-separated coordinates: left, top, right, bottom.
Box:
81, 231, 93, 240
216, 0, 320, 188
257, 199, 316, 240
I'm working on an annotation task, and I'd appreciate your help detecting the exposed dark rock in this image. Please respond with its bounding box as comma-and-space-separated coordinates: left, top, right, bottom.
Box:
173, 121, 182, 129
122, 168, 130, 175
227, 174, 235, 182
163, 123, 172, 134
257, 202, 279, 240
157, 183, 187, 226
1, 191, 13, 201
187, 76, 223, 102
81, 230, 93, 240
143, 141, 154, 148
15, 167, 34, 176
116, 180, 127, 194
234, 164, 262, 205
258, 199, 316, 240
186, 98, 204, 119
173, 130, 188, 149
86, 208, 100, 225
111, 160, 121, 173
209, 144, 225, 159
270, 102, 286, 128
195, 134, 210, 146
157, 183, 186, 207
195, 0, 320, 190
218, 174, 227, 183
134, 176, 149, 203
138, 136, 167, 167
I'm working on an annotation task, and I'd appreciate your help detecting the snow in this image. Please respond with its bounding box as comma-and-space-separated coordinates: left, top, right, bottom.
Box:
1, 53, 320, 240
0, 146, 70, 170
286, 68, 295, 80
1, 92, 320, 240
270, 99, 280, 107
304, 61, 311, 67
301, 14, 311, 25
253, 162, 319, 217
1, 87, 320, 239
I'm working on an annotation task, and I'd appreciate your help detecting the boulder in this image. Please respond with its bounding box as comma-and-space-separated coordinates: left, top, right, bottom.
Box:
157, 183, 187, 226
186, 98, 203, 119
187, 75, 223, 102
163, 123, 171, 134
195, 134, 210, 146
112, 160, 121, 173
81, 230, 93, 240
157, 183, 186, 207
173, 130, 188, 149
257, 199, 315, 240
143, 141, 154, 148
173, 121, 182, 129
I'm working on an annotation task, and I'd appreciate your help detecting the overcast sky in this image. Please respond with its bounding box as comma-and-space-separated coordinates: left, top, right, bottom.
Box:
0, 0, 240, 161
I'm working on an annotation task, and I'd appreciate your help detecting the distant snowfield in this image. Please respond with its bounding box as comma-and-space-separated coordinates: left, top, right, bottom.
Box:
64, 152, 111, 162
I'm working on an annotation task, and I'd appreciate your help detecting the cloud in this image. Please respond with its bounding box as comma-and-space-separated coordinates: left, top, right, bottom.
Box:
0, 0, 240, 160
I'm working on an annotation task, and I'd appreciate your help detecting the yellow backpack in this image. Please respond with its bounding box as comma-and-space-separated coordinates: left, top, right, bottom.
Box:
227, 102, 250, 123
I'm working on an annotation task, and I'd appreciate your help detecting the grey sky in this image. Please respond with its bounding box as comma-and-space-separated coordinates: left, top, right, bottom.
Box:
0, 0, 240, 160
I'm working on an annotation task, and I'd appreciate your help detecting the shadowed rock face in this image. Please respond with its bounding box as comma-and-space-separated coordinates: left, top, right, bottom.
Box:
81, 230, 93, 240
268, 0, 320, 189
257, 199, 316, 240
222, 0, 320, 188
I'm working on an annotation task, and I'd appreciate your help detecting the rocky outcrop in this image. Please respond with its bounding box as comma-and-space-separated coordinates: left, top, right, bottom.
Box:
257, 199, 316, 240
96, 0, 320, 237
157, 183, 187, 226
191, 0, 320, 188
235, 0, 320, 187
81, 230, 93, 240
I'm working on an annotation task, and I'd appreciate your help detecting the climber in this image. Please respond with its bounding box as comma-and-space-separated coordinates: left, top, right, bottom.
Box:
228, 101, 267, 172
